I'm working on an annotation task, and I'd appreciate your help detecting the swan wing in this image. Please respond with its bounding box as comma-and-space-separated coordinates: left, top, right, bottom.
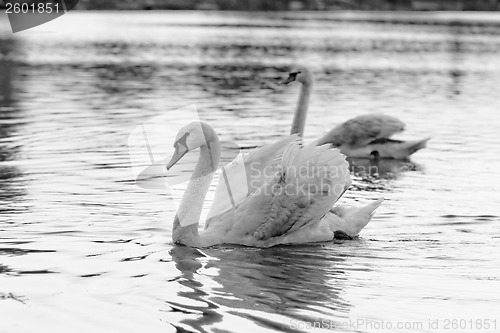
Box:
206, 135, 300, 223
243, 134, 300, 167
317, 114, 405, 147
211, 142, 351, 244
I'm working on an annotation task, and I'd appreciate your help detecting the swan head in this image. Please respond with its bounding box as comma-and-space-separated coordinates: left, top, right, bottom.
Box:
279, 67, 313, 85
166, 121, 218, 170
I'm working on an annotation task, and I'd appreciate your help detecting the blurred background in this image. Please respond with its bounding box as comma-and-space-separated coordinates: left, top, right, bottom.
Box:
2, 0, 500, 10
1, 1, 500, 333
52, 0, 500, 11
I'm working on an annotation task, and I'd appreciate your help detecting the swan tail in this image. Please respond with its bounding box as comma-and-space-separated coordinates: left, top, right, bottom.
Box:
252, 143, 351, 240
402, 137, 430, 157
327, 198, 383, 237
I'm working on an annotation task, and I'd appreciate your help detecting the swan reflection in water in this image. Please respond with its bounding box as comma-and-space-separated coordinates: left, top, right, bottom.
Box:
165, 244, 362, 332
348, 157, 423, 180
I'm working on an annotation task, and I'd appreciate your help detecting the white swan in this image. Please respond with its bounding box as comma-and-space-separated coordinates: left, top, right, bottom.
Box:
280, 67, 429, 159
166, 121, 381, 247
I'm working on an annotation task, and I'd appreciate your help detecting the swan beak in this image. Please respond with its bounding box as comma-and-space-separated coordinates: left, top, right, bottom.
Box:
166, 145, 189, 170
278, 74, 295, 85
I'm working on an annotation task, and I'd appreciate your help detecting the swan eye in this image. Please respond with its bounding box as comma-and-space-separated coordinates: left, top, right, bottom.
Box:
174, 132, 190, 150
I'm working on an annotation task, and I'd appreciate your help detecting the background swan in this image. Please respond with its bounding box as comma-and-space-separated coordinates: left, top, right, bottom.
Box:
280, 67, 429, 159
166, 121, 381, 248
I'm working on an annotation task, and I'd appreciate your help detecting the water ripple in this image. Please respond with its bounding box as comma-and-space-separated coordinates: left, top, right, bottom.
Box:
1, 10, 499, 333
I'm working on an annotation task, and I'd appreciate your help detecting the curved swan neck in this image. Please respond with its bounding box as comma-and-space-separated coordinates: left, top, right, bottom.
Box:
290, 80, 312, 137
172, 133, 221, 246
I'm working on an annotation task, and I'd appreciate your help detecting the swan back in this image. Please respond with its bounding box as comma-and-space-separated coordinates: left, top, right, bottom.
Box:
317, 114, 405, 147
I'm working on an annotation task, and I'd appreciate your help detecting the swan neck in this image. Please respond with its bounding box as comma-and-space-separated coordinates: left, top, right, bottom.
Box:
290, 81, 312, 137
172, 137, 220, 246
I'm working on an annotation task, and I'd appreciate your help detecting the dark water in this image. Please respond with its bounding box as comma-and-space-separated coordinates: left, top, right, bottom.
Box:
0, 11, 499, 333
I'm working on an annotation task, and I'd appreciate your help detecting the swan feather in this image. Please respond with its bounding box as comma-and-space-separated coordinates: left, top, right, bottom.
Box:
206, 135, 300, 223
317, 114, 405, 147
203, 142, 351, 246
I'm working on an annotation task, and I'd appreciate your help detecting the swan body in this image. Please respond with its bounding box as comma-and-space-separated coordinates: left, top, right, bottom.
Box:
280, 67, 429, 159
167, 121, 381, 248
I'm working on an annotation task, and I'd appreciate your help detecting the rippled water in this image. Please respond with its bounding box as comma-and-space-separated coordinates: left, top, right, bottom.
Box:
1, 11, 500, 333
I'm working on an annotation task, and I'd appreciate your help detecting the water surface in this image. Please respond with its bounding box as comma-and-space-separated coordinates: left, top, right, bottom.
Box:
0, 11, 499, 333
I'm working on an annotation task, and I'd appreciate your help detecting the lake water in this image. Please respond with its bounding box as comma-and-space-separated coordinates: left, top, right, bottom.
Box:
0, 10, 499, 333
